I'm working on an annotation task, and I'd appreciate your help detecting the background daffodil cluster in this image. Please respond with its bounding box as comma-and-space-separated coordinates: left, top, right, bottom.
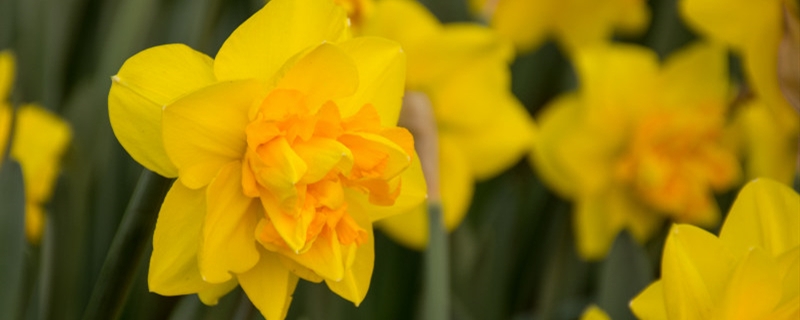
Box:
0, 0, 797, 319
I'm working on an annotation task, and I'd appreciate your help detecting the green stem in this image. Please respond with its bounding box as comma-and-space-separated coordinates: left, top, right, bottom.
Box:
424, 202, 449, 320
81, 170, 171, 320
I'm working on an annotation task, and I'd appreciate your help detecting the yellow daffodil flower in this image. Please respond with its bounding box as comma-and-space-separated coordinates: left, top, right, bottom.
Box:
531, 42, 740, 260
349, 0, 535, 249
0, 51, 72, 244
681, 0, 800, 184
630, 178, 800, 319
581, 305, 611, 320
107, 0, 427, 318
471, 0, 650, 53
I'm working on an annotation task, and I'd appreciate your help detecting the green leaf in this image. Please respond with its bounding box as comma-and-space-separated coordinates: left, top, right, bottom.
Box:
597, 231, 654, 320
0, 159, 26, 320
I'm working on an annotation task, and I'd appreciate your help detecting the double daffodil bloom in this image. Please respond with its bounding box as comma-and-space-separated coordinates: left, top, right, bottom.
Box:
531, 43, 740, 260
350, 0, 535, 249
0, 51, 72, 244
108, 0, 427, 318
471, 0, 650, 53
630, 178, 800, 319
682, 0, 800, 184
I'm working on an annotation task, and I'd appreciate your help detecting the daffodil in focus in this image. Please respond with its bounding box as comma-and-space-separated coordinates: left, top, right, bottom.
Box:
348, 0, 535, 249
107, 0, 427, 317
471, 0, 650, 53
681, 0, 800, 184
531, 42, 740, 260
0, 51, 72, 244
630, 178, 800, 319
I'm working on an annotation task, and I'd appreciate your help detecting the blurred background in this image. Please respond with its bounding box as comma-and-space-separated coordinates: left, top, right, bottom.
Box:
0, 0, 794, 319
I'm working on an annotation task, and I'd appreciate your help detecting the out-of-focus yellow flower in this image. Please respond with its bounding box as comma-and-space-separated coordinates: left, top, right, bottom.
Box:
682, 0, 800, 184
580, 305, 611, 320
630, 178, 800, 319
471, 0, 650, 53
0, 51, 71, 244
352, 0, 535, 249
107, 0, 427, 318
531, 42, 740, 260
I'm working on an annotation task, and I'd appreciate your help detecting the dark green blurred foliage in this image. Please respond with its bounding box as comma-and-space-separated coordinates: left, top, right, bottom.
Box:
0, 0, 744, 319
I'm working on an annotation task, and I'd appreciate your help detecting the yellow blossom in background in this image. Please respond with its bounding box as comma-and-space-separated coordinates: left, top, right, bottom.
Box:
107, 0, 427, 318
681, 0, 800, 184
352, 0, 535, 249
630, 178, 800, 319
531, 42, 740, 260
471, 0, 650, 53
0, 50, 72, 244
580, 305, 611, 320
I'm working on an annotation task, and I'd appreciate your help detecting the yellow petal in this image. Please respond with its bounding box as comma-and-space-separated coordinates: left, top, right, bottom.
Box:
0, 50, 14, 101
661, 224, 736, 320
378, 136, 473, 249
660, 41, 729, 110
776, 247, 800, 304
197, 278, 238, 306
200, 161, 260, 283
406, 24, 513, 89
579, 305, 610, 320
336, 37, 406, 127
731, 100, 799, 185
529, 93, 581, 198
276, 43, 358, 110
283, 226, 346, 281
10, 104, 71, 203
718, 247, 782, 319
162, 80, 259, 189
325, 204, 374, 305
239, 252, 299, 320
0, 103, 10, 161
720, 178, 800, 258
630, 281, 669, 320
361, 0, 440, 51
24, 204, 44, 244
679, 0, 781, 50
213, 0, 349, 83
348, 151, 427, 223
149, 180, 207, 295
109, 44, 215, 177
293, 137, 353, 184
491, 0, 552, 53
339, 131, 411, 180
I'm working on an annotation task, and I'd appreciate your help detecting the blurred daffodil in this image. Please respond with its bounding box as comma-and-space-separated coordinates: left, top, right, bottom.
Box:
352, 0, 536, 249
471, 0, 650, 53
107, 0, 427, 318
630, 178, 800, 319
531, 42, 740, 260
580, 305, 611, 320
0, 51, 71, 244
682, 0, 800, 184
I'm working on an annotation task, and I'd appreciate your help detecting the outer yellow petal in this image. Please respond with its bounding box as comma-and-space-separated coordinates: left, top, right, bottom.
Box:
660, 41, 729, 110
239, 252, 299, 320
0, 50, 14, 101
719, 178, 800, 258
661, 224, 736, 320
361, 0, 440, 51
680, 0, 781, 50
0, 103, 10, 162
731, 100, 799, 185
776, 247, 800, 305
529, 93, 581, 198
718, 247, 782, 319
579, 305, 610, 320
491, 0, 552, 53
276, 43, 358, 110
149, 180, 208, 295
213, 0, 349, 83
349, 152, 427, 223
377, 136, 473, 249
200, 161, 260, 284
630, 281, 669, 320
325, 204, 374, 305
109, 44, 216, 177
24, 204, 44, 244
10, 104, 71, 203
197, 279, 238, 306
162, 80, 259, 189
336, 37, 406, 126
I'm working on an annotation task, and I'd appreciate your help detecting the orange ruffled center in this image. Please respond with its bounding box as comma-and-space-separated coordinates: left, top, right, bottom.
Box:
614, 110, 739, 222
241, 89, 414, 254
